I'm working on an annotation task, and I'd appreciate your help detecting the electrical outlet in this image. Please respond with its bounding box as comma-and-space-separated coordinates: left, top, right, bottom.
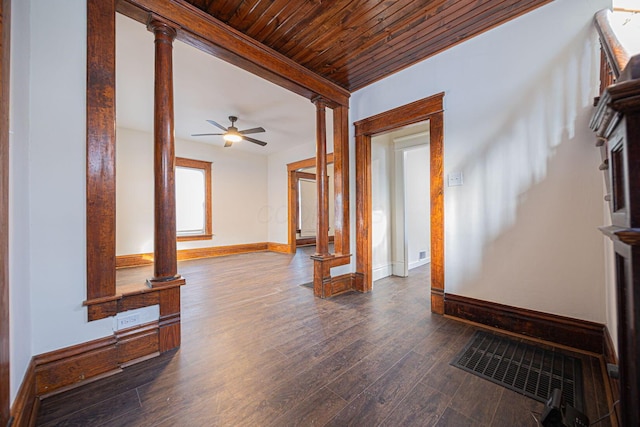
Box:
117, 313, 140, 329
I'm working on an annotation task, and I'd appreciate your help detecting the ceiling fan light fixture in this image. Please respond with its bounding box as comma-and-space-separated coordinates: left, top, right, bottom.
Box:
223, 131, 242, 143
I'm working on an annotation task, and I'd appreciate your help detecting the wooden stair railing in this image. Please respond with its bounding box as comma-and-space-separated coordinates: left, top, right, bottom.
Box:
590, 8, 640, 427
594, 9, 630, 94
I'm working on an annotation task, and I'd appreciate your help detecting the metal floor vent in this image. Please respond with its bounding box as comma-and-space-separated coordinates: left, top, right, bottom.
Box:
451, 330, 584, 411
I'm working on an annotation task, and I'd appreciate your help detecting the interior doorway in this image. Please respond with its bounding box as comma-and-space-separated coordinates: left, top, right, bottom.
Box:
371, 124, 430, 282
287, 154, 334, 253
354, 93, 445, 313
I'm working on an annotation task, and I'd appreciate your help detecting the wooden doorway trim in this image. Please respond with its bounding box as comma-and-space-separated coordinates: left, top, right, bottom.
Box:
287, 154, 334, 253
354, 93, 445, 313
1, 0, 10, 423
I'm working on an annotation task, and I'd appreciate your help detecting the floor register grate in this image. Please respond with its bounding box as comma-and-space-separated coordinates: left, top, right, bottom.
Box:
451, 330, 585, 411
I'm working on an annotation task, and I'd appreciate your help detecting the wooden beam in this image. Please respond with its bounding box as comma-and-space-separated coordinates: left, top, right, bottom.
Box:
117, 0, 350, 107
86, 0, 117, 301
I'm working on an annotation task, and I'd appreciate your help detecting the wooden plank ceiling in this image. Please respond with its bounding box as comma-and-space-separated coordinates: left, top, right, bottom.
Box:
182, 0, 552, 91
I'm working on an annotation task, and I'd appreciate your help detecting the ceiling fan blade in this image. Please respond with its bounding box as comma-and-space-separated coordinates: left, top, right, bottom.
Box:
239, 126, 266, 135
206, 119, 228, 132
191, 133, 224, 136
243, 136, 268, 146
224, 140, 233, 148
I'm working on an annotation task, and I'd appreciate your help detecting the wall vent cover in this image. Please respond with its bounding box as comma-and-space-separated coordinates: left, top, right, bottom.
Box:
451, 330, 584, 410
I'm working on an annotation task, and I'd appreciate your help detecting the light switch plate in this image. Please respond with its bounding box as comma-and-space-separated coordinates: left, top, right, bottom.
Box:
448, 171, 464, 187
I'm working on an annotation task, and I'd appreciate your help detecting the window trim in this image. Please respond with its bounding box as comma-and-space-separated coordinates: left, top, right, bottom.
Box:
176, 157, 212, 242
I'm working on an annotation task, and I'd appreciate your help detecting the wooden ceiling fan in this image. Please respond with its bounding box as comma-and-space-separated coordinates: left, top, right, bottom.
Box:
191, 116, 267, 147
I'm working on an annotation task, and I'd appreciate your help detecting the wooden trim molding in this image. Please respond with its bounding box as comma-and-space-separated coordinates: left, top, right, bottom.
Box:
444, 293, 605, 354
10, 360, 38, 427
0, 0, 10, 424
176, 157, 212, 242
33, 321, 162, 398
34, 336, 120, 396
116, 242, 272, 268
354, 93, 445, 312
267, 242, 292, 254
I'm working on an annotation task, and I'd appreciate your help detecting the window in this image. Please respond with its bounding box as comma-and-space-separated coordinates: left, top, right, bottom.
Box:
176, 157, 212, 241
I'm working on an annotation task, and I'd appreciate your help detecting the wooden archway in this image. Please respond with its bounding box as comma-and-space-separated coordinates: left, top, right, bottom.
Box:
354, 93, 445, 313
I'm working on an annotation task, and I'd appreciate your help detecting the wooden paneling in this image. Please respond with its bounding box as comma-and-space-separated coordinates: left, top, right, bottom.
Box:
116, 322, 160, 366
35, 337, 120, 396
118, 0, 350, 107
117, 243, 270, 269
0, 0, 9, 424
444, 294, 605, 354
183, 0, 552, 90
354, 93, 444, 310
17, 322, 164, 401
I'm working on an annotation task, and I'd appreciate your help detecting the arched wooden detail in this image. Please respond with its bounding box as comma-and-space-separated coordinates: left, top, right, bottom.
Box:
354, 93, 445, 313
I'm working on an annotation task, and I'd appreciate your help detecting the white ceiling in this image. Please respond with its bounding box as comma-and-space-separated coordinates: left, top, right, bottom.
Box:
115, 13, 321, 156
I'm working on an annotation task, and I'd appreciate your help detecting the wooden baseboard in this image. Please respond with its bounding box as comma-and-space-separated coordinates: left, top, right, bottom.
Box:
27, 320, 162, 399
10, 359, 38, 427
444, 293, 605, 354
117, 242, 276, 268
267, 242, 293, 254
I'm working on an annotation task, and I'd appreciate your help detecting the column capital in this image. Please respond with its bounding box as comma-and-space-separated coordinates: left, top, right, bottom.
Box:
147, 16, 178, 42
311, 96, 328, 109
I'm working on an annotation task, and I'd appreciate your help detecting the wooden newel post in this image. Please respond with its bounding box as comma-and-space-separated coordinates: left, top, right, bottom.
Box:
313, 97, 330, 257
148, 19, 180, 286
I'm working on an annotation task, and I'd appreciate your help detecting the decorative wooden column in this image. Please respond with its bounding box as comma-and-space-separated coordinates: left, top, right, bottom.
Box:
311, 97, 333, 298
147, 19, 181, 287
147, 18, 184, 353
313, 97, 330, 257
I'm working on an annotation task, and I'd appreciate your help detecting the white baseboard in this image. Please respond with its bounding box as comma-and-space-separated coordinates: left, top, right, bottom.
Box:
409, 258, 430, 270
373, 264, 392, 281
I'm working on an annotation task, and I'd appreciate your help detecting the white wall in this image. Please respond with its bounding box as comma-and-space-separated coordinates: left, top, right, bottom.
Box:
28, 0, 113, 355
371, 134, 393, 280
405, 145, 430, 269
9, 0, 32, 404
116, 127, 268, 254
352, 0, 610, 323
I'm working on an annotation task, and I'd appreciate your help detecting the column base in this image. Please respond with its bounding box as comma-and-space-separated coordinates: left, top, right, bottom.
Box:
146, 275, 185, 289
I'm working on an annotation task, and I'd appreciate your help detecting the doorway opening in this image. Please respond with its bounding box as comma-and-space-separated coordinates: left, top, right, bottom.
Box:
371, 124, 430, 282
287, 154, 335, 253
354, 93, 445, 313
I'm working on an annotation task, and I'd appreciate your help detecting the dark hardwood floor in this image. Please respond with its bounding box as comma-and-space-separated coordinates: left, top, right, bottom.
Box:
36, 247, 613, 426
